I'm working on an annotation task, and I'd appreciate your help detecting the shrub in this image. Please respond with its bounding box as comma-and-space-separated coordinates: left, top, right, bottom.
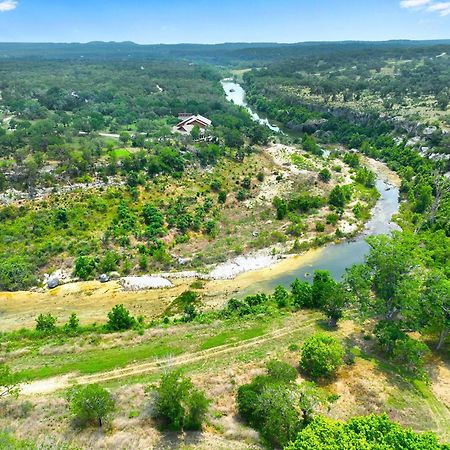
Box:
35, 313, 57, 332
326, 213, 339, 225
273, 196, 288, 220
98, 251, 120, 274
0, 260, 37, 292
65, 313, 79, 331
355, 167, 376, 188
66, 384, 115, 428
147, 370, 209, 431
0, 363, 20, 399
106, 304, 136, 331
315, 222, 325, 232
266, 360, 298, 383
343, 152, 360, 168
392, 338, 431, 379
73, 256, 98, 280
210, 179, 222, 192
329, 185, 351, 208
236, 189, 246, 201
272, 285, 291, 307
237, 361, 321, 448
300, 334, 344, 379
318, 169, 331, 183
218, 190, 227, 204
291, 279, 313, 308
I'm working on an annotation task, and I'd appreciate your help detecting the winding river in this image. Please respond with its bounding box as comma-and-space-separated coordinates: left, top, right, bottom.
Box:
221, 80, 401, 294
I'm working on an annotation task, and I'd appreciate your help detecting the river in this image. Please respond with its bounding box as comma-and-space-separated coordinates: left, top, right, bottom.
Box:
221, 79, 401, 294
221, 79, 281, 133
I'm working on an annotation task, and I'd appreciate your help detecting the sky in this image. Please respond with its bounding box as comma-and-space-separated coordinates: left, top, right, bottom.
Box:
0, 0, 449, 44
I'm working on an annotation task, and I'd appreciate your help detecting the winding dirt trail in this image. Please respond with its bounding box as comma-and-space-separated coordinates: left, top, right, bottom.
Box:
21, 316, 319, 396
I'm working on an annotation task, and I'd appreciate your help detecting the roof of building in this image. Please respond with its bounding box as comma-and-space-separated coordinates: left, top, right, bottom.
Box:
176, 114, 212, 129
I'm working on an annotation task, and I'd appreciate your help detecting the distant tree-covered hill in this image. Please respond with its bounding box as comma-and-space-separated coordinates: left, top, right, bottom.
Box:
0, 40, 450, 65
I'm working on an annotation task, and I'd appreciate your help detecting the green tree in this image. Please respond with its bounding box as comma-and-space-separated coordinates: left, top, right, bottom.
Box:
224, 129, 244, 149
346, 233, 420, 323
291, 279, 313, 308
106, 304, 136, 331
300, 334, 344, 379
319, 168, 331, 183
65, 313, 80, 332
66, 384, 115, 428
119, 131, 131, 145
421, 273, 450, 351
272, 285, 291, 308
73, 256, 98, 280
414, 183, 433, 214
329, 185, 351, 208
147, 370, 209, 431
237, 360, 325, 448
312, 271, 348, 327
0, 363, 19, 400
286, 414, 446, 450
142, 203, 165, 238
35, 313, 57, 332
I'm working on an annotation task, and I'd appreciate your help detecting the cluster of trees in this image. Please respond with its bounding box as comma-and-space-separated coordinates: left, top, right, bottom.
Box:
237, 359, 330, 447
64, 369, 209, 431
243, 45, 450, 141
236, 352, 444, 449
286, 414, 448, 450
346, 231, 449, 376
0, 186, 222, 290
0, 59, 271, 193
223, 270, 349, 329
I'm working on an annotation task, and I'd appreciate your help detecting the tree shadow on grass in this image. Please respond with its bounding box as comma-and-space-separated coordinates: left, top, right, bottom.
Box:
157, 430, 203, 449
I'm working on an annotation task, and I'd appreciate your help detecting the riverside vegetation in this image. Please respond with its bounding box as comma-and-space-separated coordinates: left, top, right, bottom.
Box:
0, 41, 449, 449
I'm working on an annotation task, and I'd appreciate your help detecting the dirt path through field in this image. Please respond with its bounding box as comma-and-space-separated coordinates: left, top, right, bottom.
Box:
20, 316, 319, 396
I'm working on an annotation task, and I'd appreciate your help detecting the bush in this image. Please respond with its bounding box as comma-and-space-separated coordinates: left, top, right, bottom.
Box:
272, 285, 291, 308
210, 179, 221, 191
266, 360, 298, 383
300, 334, 344, 379
148, 370, 209, 431
73, 256, 98, 280
0, 363, 20, 399
326, 213, 339, 225
106, 304, 136, 331
315, 222, 325, 232
218, 190, 227, 204
0, 260, 37, 292
329, 185, 351, 208
392, 338, 431, 379
66, 384, 115, 428
273, 196, 288, 220
35, 313, 57, 332
237, 361, 320, 448
291, 279, 313, 308
65, 313, 79, 332
318, 169, 331, 182
98, 251, 120, 274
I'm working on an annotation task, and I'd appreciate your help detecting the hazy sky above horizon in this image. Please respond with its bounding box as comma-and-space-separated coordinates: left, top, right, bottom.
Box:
0, 0, 449, 43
